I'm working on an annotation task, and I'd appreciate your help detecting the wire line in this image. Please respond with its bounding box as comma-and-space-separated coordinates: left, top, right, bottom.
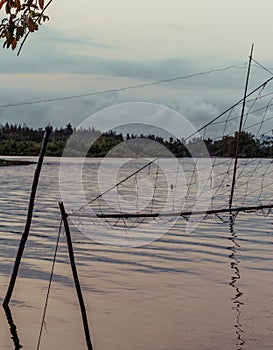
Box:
0, 64, 246, 109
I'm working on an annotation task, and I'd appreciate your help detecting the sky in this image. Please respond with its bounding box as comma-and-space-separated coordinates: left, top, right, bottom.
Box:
1, 0, 273, 135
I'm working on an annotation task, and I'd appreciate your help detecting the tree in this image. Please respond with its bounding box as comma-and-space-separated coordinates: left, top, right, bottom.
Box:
213, 131, 261, 157
0, 0, 50, 53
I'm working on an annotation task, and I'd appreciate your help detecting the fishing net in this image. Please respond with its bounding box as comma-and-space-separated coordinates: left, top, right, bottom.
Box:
66, 77, 273, 231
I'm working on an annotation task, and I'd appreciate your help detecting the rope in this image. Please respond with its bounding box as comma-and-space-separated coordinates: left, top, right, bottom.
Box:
184, 76, 273, 141
36, 218, 63, 350
76, 158, 157, 212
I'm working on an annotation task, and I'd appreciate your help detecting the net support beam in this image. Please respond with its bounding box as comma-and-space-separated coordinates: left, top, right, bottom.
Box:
68, 203, 273, 219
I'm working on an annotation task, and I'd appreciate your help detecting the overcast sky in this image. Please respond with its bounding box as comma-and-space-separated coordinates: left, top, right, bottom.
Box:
1, 0, 273, 134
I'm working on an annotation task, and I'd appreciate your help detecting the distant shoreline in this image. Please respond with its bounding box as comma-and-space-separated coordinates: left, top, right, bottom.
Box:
0, 159, 36, 167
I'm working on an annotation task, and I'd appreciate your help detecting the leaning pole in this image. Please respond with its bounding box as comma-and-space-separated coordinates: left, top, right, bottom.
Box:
3, 125, 52, 307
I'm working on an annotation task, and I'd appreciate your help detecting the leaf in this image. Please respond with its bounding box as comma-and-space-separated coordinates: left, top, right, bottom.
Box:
28, 17, 38, 32
11, 38, 17, 50
38, 0, 44, 9
5, 1, 10, 14
16, 26, 24, 40
0, 0, 7, 10
15, 0, 21, 10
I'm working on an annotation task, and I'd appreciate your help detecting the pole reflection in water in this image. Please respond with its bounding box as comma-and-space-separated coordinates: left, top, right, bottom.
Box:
228, 221, 245, 350
3, 304, 23, 349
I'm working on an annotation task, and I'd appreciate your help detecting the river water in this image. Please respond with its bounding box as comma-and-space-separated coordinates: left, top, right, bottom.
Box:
1, 157, 273, 350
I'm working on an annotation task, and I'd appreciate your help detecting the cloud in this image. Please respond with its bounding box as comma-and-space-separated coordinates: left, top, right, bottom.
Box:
0, 27, 271, 136
0, 27, 246, 81
39, 28, 118, 50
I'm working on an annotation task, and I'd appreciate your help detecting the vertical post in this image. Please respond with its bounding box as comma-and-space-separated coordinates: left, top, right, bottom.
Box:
229, 44, 254, 215
3, 126, 52, 306
58, 202, 94, 350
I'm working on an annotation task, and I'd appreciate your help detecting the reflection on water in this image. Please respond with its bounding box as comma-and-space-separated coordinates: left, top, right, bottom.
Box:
3, 304, 23, 350
228, 221, 245, 350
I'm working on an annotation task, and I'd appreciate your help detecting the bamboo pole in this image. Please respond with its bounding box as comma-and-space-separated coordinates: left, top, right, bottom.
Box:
3, 126, 52, 306
229, 44, 254, 215
58, 201, 94, 350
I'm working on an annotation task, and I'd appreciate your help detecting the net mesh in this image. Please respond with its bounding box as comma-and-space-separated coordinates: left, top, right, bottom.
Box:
69, 76, 273, 227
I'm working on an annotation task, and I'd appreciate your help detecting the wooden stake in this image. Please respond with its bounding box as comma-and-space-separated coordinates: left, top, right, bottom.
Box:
3, 126, 52, 306
58, 201, 94, 350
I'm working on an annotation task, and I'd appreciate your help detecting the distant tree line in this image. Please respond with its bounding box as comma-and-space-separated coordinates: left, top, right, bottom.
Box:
0, 123, 271, 157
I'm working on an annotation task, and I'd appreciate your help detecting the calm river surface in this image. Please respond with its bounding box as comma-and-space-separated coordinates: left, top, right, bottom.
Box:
1, 157, 273, 350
